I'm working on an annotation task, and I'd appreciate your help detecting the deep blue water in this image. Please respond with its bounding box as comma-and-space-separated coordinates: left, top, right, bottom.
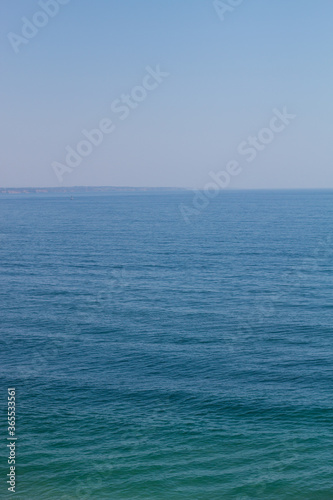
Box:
0, 191, 333, 499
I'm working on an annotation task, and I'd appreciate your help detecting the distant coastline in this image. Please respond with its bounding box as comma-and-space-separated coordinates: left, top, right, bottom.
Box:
1, 187, 332, 195
0, 186, 187, 195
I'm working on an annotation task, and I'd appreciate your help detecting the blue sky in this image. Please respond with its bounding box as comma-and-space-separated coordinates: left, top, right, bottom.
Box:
1, 0, 333, 188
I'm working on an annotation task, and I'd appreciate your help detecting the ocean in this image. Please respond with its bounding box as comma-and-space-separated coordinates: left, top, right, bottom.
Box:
0, 190, 332, 499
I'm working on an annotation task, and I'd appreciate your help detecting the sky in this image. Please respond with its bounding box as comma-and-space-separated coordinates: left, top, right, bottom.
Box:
1, 0, 333, 189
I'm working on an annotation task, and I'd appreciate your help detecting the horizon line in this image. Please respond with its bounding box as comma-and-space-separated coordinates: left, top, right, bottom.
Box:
1, 186, 333, 192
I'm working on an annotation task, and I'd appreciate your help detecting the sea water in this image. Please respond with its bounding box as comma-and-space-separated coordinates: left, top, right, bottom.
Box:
0, 190, 332, 499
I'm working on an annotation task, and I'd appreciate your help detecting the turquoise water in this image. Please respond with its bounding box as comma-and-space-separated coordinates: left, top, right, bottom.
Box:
0, 191, 333, 499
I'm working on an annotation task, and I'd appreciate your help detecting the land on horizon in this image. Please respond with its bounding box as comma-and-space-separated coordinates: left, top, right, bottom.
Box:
0, 186, 187, 195
0, 186, 332, 195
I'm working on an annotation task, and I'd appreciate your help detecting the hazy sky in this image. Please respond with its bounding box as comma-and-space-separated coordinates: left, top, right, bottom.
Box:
1, 0, 333, 188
